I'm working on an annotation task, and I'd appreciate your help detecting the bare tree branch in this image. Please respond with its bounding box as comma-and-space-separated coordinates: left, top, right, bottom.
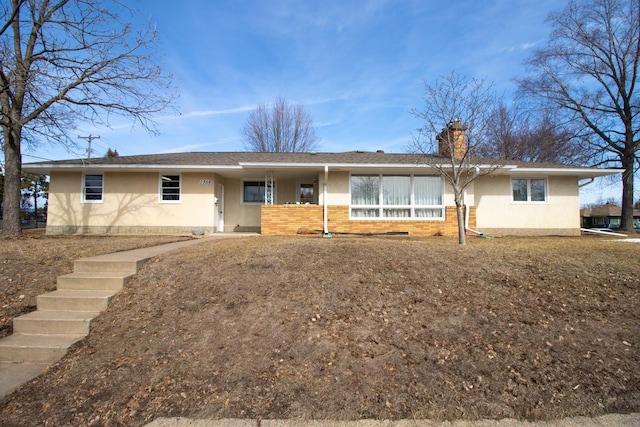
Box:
408, 71, 503, 245
0, 0, 176, 236
517, 0, 639, 231
242, 97, 320, 153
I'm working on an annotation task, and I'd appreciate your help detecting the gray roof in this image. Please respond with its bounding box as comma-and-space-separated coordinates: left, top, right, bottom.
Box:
26, 151, 433, 166
580, 203, 640, 218
22, 151, 621, 178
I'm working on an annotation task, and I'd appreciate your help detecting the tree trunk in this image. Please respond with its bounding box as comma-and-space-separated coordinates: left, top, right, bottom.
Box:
620, 152, 635, 232
33, 185, 38, 229
456, 202, 466, 245
1, 128, 23, 237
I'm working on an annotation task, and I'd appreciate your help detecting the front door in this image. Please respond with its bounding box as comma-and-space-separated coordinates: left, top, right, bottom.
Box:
216, 183, 225, 232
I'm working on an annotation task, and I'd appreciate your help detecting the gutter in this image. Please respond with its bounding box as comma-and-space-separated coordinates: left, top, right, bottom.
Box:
578, 177, 595, 188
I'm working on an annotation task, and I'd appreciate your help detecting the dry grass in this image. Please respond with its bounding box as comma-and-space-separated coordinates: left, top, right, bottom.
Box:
0, 231, 192, 339
0, 234, 638, 426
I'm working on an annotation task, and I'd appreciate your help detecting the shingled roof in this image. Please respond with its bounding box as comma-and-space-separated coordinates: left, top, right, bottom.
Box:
22, 151, 621, 178
581, 202, 640, 218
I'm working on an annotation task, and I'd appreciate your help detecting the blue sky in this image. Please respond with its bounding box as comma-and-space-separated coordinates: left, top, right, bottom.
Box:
27, 0, 631, 205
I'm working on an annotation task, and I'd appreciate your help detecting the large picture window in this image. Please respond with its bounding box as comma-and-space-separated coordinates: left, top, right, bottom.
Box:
243, 181, 275, 203
512, 178, 547, 203
160, 174, 181, 202
83, 174, 103, 203
350, 175, 444, 219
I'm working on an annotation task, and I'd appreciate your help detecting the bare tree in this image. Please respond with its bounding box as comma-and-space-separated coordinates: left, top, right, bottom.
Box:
408, 72, 502, 245
478, 101, 587, 165
0, 0, 175, 236
517, 0, 639, 231
242, 97, 320, 152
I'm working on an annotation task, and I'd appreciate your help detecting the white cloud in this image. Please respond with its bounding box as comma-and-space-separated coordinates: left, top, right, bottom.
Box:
177, 105, 256, 119
520, 42, 538, 50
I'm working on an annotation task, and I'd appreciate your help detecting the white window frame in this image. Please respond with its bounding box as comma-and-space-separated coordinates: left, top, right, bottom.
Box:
82, 173, 104, 203
159, 173, 181, 203
349, 174, 445, 220
511, 177, 548, 204
242, 179, 276, 204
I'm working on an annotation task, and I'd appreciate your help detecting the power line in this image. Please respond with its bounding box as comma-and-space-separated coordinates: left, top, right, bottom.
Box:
77, 134, 100, 158
22, 154, 56, 162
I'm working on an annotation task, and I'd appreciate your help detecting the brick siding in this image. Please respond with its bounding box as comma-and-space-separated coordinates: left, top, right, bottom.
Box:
261, 205, 476, 236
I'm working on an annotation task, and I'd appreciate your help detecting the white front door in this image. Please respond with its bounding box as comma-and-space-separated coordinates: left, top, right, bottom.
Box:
216, 183, 225, 232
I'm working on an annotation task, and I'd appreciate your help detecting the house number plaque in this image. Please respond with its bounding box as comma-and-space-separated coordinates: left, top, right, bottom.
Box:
199, 179, 212, 185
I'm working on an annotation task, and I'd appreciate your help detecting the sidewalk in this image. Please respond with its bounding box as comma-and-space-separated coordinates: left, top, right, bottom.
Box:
146, 413, 640, 426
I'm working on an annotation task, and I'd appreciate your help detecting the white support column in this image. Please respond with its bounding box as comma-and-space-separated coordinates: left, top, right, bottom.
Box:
323, 166, 330, 236
265, 171, 274, 205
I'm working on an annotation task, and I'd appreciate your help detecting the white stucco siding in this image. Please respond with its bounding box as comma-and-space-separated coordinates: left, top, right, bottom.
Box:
276, 178, 297, 204
223, 179, 260, 230
46, 171, 217, 232
324, 171, 350, 205
474, 175, 580, 233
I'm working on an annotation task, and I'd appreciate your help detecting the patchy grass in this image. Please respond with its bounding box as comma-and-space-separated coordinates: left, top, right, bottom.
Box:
0, 235, 638, 426
0, 232, 192, 339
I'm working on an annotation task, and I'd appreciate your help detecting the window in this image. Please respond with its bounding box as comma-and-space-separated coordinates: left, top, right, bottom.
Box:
512, 178, 547, 203
83, 174, 103, 202
299, 183, 315, 203
160, 174, 181, 202
243, 181, 270, 203
350, 175, 444, 219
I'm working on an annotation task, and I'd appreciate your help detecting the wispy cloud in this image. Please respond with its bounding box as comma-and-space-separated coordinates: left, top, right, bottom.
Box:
520, 41, 538, 50
177, 105, 256, 119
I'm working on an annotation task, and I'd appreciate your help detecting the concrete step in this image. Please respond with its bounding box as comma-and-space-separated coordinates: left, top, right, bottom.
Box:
0, 334, 85, 363
13, 310, 100, 335
73, 258, 147, 274
37, 290, 117, 312
57, 272, 134, 291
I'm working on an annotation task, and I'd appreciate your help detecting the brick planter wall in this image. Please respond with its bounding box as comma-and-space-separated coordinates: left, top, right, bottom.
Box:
261, 205, 476, 236
261, 205, 324, 234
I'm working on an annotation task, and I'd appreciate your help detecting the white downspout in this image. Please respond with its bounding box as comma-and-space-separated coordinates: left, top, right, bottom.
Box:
463, 189, 484, 236
323, 166, 330, 236
578, 177, 595, 188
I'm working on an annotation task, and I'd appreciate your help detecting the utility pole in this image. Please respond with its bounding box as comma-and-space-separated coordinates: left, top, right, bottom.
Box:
78, 134, 100, 158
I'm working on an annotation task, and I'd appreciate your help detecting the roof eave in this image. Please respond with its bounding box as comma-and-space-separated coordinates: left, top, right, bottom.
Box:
506, 167, 622, 178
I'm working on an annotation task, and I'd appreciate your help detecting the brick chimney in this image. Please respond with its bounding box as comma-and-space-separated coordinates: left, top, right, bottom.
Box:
436, 118, 468, 159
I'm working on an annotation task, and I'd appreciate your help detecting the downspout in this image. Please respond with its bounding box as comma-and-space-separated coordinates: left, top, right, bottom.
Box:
323, 165, 331, 237
463, 189, 484, 236
578, 177, 595, 188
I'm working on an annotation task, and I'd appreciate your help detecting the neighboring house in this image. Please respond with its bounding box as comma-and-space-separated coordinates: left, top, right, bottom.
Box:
580, 202, 640, 230
23, 125, 620, 237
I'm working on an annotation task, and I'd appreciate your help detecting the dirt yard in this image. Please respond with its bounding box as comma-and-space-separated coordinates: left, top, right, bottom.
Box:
0, 231, 192, 339
0, 234, 638, 426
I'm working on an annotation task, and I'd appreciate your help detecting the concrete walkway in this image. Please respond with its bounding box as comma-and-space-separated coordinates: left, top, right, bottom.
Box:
0, 233, 253, 399
146, 414, 640, 426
